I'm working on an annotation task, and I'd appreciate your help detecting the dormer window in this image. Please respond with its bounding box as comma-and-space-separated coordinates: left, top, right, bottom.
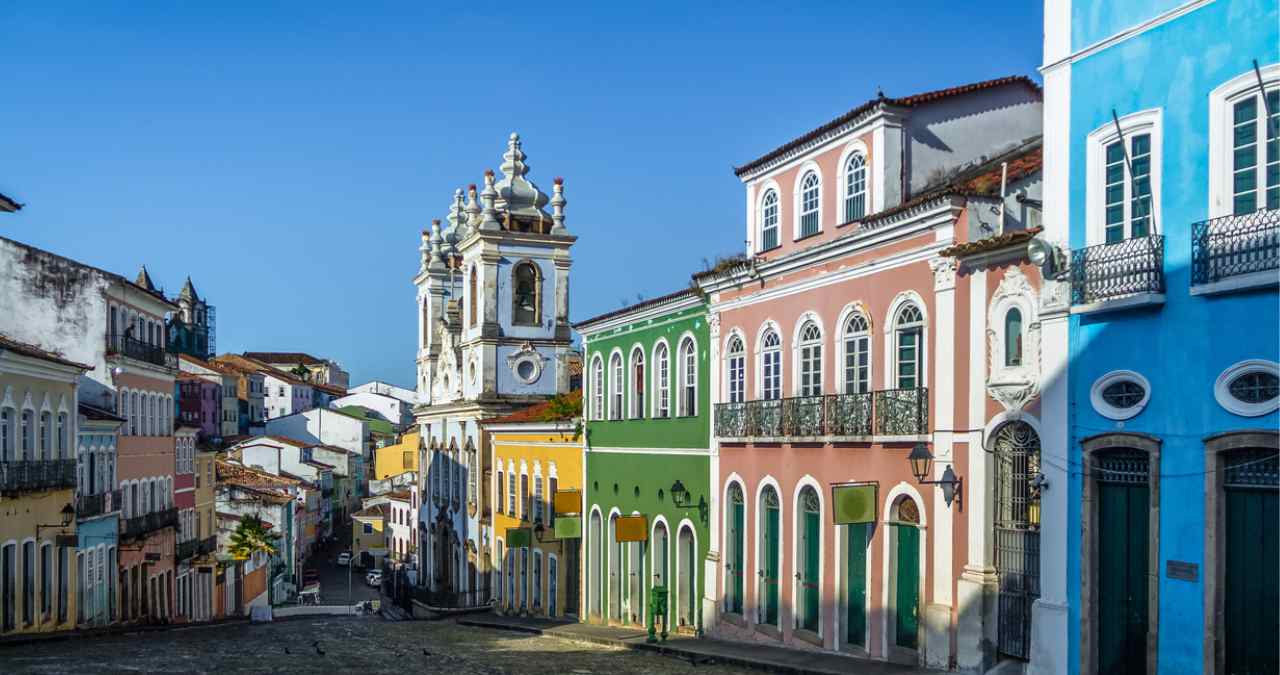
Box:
759, 190, 779, 252
844, 153, 867, 222
512, 262, 541, 326
799, 172, 820, 238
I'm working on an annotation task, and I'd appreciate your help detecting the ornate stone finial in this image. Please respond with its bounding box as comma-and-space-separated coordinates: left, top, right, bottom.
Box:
464, 183, 481, 230
479, 169, 501, 231
550, 177, 567, 235
444, 189, 464, 254
420, 228, 431, 269
428, 219, 446, 270
494, 132, 551, 225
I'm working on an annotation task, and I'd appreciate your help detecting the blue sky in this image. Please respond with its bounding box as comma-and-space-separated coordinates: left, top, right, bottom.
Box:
0, 2, 1043, 386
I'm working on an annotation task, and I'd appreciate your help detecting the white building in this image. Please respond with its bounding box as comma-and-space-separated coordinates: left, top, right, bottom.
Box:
348, 380, 417, 405
261, 369, 312, 421
331, 390, 413, 429
265, 408, 368, 513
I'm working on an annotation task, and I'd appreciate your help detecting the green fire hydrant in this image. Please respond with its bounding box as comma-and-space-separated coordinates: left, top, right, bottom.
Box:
647, 585, 668, 644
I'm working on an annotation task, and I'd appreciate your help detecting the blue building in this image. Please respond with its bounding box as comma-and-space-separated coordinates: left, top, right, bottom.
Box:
1039, 1, 1279, 674
76, 402, 124, 627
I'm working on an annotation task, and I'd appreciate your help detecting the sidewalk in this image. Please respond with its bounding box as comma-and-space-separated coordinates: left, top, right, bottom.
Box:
456, 614, 940, 675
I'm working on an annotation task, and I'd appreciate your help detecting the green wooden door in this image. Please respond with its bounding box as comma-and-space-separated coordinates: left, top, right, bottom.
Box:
895, 524, 919, 649
1097, 482, 1149, 675
764, 502, 779, 625
846, 523, 867, 647
1225, 484, 1279, 674
730, 500, 744, 614
801, 509, 820, 631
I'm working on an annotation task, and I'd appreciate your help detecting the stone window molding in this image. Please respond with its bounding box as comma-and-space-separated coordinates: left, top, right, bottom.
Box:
1213, 359, 1280, 417
987, 268, 1041, 411
1079, 432, 1161, 675
1201, 429, 1279, 674
1089, 369, 1151, 420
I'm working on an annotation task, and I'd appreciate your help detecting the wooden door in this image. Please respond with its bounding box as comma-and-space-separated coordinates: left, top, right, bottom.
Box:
846, 523, 868, 648
800, 504, 820, 631
1224, 449, 1278, 674
894, 524, 919, 649
1097, 480, 1148, 674
762, 498, 780, 625
730, 495, 744, 614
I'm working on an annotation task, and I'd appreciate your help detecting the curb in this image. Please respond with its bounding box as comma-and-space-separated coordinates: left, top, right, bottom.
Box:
0, 617, 251, 649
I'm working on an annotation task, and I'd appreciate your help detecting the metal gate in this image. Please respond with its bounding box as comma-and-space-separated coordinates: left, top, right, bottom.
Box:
993, 422, 1041, 660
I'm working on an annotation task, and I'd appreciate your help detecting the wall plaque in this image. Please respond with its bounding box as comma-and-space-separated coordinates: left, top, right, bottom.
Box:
1166, 560, 1199, 582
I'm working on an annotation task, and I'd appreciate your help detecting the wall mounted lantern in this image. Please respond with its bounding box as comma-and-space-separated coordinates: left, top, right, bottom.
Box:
670, 480, 709, 524
908, 443, 962, 508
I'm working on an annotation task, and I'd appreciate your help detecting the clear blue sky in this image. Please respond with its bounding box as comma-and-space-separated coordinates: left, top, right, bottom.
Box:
0, 2, 1043, 387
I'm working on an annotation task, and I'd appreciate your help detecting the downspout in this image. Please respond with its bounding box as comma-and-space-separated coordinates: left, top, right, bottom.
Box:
998, 161, 1009, 234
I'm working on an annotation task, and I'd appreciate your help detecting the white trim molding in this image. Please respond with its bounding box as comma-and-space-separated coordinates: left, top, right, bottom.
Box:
1085, 108, 1164, 246
1213, 359, 1280, 417
1208, 62, 1280, 218
1089, 369, 1151, 420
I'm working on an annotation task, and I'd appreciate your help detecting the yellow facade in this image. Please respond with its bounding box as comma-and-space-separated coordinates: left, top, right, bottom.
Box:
0, 487, 80, 634
488, 426, 582, 620
374, 431, 419, 480
351, 508, 386, 563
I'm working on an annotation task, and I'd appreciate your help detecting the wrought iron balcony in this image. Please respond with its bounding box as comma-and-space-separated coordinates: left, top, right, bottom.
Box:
197, 535, 217, 557
77, 489, 123, 519
1191, 209, 1279, 287
714, 389, 922, 441
120, 507, 179, 540
1069, 235, 1164, 306
0, 459, 76, 493
873, 388, 930, 436
176, 538, 199, 560
105, 333, 178, 370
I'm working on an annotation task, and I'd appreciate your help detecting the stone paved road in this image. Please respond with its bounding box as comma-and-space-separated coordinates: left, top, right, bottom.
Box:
0, 617, 758, 674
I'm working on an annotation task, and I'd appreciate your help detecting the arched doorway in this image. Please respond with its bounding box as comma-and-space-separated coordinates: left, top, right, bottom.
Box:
725, 483, 745, 616
993, 421, 1041, 660
653, 521, 669, 628
626, 540, 643, 625
588, 510, 602, 619
608, 514, 621, 622
796, 487, 821, 634
888, 496, 921, 654
677, 525, 696, 628
1217, 444, 1279, 674
758, 486, 780, 627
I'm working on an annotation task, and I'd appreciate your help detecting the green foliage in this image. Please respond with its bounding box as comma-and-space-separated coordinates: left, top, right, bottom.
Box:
228, 514, 277, 561
539, 392, 583, 439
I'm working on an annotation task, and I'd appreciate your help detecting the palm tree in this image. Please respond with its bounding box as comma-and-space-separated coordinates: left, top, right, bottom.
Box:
228, 514, 277, 561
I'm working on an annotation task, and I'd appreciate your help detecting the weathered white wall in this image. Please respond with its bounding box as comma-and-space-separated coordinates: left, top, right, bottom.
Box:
331, 391, 412, 428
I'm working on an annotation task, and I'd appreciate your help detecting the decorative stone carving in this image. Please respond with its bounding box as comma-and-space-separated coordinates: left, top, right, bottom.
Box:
506, 341, 547, 385
987, 268, 1041, 411
707, 312, 721, 339
928, 256, 959, 291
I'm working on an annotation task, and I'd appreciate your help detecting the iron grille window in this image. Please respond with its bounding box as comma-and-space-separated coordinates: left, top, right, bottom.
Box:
1094, 449, 1150, 484
1101, 380, 1146, 409
1223, 448, 1279, 488
1228, 371, 1280, 404
1191, 209, 1280, 285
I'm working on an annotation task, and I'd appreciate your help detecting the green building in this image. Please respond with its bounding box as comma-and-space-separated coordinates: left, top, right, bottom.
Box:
575, 288, 712, 636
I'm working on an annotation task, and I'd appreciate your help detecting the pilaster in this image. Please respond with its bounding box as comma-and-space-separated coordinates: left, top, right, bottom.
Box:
926, 256, 957, 671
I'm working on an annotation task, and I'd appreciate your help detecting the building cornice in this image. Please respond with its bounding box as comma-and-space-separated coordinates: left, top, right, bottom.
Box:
576, 293, 704, 340
1040, 0, 1215, 74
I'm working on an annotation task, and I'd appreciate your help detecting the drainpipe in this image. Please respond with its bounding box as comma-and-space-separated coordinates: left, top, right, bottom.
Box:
998, 161, 1009, 235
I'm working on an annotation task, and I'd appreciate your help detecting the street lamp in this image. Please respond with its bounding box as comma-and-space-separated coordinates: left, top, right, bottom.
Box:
669, 480, 709, 525
37, 503, 75, 538
907, 443, 962, 508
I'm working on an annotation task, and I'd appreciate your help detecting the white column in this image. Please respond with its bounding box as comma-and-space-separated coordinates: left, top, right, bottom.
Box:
926, 257, 958, 669
704, 310, 722, 633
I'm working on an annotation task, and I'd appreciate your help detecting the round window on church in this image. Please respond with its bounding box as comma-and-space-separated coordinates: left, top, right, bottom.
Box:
516, 359, 536, 382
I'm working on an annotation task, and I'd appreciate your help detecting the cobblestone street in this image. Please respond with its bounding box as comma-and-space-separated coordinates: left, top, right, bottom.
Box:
0, 618, 758, 674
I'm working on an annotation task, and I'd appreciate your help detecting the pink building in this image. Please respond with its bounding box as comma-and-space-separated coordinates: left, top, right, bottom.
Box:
176, 373, 221, 441
701, 76, 1049, 672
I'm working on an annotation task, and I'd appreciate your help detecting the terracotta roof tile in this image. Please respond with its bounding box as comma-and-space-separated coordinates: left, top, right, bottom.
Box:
243, 352, 324, 366
482, 390, 582, 425
941, 227, 1043, 258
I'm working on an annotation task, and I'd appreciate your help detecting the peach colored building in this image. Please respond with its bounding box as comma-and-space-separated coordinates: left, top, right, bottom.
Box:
700, 77, 1049, 673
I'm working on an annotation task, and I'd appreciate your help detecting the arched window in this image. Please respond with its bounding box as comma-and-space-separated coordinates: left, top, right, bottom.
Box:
591, 357, 604, 421
798, 321, 822, 397
799, 172, 821, 238
678, 338, 697, 417
654, 342, 670, 418
39, 412, 51, 459
844, 152, 867, 221
761, 330, 782, 400
725, 483, 745, 614
469, 266, 478, 328
507, 462, 517, 514
759, 190, 779, 251
497, 463, 505, 514
0, 407, 13, 462
759, 485, 780, 626
796, 487, 821, 632
1005, 308, 1023, 367
894, 304, 925, 389
512, 262, 541, 326
609, 353, 623, 420
843, 313, 870, 394
726, 337, 745, 404
533, 465, 544, 523
629, 347, 645, 419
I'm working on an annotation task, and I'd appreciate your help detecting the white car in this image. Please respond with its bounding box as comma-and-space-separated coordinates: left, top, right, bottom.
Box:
365, 570, 382, 587
336, 552, 352, 566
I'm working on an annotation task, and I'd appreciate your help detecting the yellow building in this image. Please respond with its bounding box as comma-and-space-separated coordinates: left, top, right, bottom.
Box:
484, 393, 582, 620
351, 503, 387, 568
190, 447, 218, 620
374, 430, 419, 481
1, 334, 90, 635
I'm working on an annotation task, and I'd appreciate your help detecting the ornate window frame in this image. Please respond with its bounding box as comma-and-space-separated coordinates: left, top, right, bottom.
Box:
1213, 359, 1280, 417
1208, 63, 1280, 217
1085, 108, 1163, 246
987, 268, 1041, 411
511, 259, 542, 327
1090, 369, 1151, 420
792, 313, 824, 397
651, 339, 671, 418
836, 302, 873, 395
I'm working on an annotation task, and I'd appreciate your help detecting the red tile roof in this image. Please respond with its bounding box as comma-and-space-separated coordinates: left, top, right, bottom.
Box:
0, 333, 92, 370
482, 390, 582, 425
733, 75, 1041, 177
941, 227, 1043, 258
243, 352, 324, 366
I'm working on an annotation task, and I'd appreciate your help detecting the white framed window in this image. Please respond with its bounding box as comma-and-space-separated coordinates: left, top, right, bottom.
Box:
508, 463, 517, 515
726, 336, 745, 403
1090, 370, 1151, 420
759, 189, 780, 252
1086, 108, 1162, 245
678, 337, 697, 417
844, 152, 867, 222
629, 347, 645, 419
591, 356, 604, 421
1209, 64, 1279, 216
0, 407, 13, 461
797, 321, 822, 397
609, 352, 623, 421
653, 341, 671, 418
761, 329, 782, 400
533, 468, 544, 524
1214, 359, 1280, 417
797, 171, 821, 238
893, 304, 924, 389
842, 313, 870, 394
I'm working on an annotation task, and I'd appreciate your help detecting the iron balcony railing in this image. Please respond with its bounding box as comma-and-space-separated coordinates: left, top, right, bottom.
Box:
176, 538, 199, 560
77, 489, 123, 519
0, 459, 77, 493
1069, 235, 1165, 305
1191, 209, 1279, 285
197, 535, 217, 557
105, 333, 178, 370
714, 389, 925, 440
120, 507, 179, 540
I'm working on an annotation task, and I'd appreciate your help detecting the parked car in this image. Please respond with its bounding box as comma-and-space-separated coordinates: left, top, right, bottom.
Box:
336, 551, 351, 566
365, 570, 382, 587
